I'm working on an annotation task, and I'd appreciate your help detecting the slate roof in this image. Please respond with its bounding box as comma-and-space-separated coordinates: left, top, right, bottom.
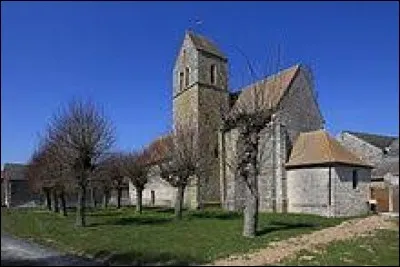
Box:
344, 131, 398, 150
387, 139, 399, 156
186, 31, 227, 60
286, 130, 373, 168
230, 64, 300, 116
3, 163, 28, 181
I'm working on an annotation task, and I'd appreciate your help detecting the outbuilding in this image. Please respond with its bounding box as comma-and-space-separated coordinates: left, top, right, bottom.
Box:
285, 130, 373, 217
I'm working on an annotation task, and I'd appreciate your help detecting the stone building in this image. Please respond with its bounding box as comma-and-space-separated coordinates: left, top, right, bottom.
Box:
128, 31, 376, 217
337, 131, 398, 171
220, 63, 324, 212
285, 130, 372, 217
2, 163, 41, 207
2, 162, 129, 209
130, 30, 339, 215
337, 131, 399, 213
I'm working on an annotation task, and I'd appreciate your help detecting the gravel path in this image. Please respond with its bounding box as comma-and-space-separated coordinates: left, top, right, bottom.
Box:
1, 233, 104, 266
208, 215, 398, 266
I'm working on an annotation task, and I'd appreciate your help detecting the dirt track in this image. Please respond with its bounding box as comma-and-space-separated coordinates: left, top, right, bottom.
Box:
208, 215, 398, 266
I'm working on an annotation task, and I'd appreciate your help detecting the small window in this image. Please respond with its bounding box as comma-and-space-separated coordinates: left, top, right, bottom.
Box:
210, 64, 216, 85
185, 67, 190, 87
179, 72, 184, 91
182, 49, 186, 63
352, 170, 358, 189
151, 190, 155, 206
214, 145, 219, 158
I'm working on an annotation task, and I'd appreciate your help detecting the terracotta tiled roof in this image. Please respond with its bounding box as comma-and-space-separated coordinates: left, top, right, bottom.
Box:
230, 64, 300, 115
286, 130, 373, 168
187, 31, 226, 60
146, 135, 173, 164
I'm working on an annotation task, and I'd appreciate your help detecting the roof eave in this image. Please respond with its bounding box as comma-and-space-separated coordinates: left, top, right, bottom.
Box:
285, 161, 374, 169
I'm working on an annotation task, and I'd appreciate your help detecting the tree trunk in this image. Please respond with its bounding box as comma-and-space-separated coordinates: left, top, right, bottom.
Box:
237, 128, 259, 237
243, 179, 258, 238
52, 189, 59, 213
76, 186, 86, 227
102, 189, 109, 208
197, 178, 205, 210
92, 188, 97, 208
175, 184, 185, 220
59, 191, 67, 216
44, 188, 52, 211
117, 188, 122, 209
136, 188, 143, 213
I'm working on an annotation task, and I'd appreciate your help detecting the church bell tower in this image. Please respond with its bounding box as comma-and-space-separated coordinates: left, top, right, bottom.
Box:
172, 30, 229, 208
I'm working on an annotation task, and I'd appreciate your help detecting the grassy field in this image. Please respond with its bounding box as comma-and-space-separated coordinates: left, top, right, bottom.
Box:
281, 229, 399, 266
1, 206, 346, 265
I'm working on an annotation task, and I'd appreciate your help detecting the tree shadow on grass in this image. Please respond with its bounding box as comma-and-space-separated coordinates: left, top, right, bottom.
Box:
257, 221, 319, 236
93, 249, 200, 266
1, 254, 105, 266
188, 211, 241, 220
88, 207, 177, 217
89, 216, 172, 227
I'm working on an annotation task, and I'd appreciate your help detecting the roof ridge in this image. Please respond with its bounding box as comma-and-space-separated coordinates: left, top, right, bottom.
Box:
344, 130, 398, 139
325, 130, 341, 162
237, 64, 300, 93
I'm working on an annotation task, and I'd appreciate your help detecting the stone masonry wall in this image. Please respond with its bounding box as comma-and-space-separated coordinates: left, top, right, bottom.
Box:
222, 128, 239, 211
332, 166, 370, 217
221, 67, 324, 213
287, 167, 330, 216
276, 68, 324, 143
128, 165, 198, 208
337, 132, 383, 166
173, 33, 229, 207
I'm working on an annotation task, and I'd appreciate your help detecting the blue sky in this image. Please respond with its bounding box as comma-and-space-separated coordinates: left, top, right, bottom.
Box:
1, 1, 399, 167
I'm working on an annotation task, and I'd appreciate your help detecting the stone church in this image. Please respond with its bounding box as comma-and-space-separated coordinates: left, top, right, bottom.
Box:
128, 31, 372, 216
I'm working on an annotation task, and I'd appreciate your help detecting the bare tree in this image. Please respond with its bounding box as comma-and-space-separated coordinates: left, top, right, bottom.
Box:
26, 146, 52, 211
26, 137, 73, 216
91, 157, 114, 209
120, 149, 151, 213
47, 99, 115, 227
106, 153, 126, 209
157, 124, 200, 220
219, 49, 285, 237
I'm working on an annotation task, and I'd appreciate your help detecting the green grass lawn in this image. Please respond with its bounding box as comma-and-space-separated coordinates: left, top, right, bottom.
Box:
280, 229, 399, 266
1, 206, 346, 265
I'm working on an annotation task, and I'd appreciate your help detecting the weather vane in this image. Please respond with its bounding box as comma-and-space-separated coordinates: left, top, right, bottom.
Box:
188, 17, 204, 32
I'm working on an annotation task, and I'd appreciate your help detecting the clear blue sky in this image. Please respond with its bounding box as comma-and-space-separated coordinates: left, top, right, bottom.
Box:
1, 1, 399, 167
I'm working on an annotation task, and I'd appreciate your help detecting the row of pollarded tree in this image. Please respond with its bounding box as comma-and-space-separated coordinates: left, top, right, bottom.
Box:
26, 59, 279, 237
25, 98, 202, 227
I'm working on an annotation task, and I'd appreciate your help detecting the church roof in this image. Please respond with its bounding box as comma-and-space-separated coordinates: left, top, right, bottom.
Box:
186, 31, 227, 60
230, 64, 300, 115
343, 131, 398, 150
286, 130, 373, 168
146, 134, 173, 164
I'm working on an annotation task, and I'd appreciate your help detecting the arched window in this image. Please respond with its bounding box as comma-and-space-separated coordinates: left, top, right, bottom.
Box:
179, 72, 184, 91
185, 67, 190, 87
210, 64, 216, 85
